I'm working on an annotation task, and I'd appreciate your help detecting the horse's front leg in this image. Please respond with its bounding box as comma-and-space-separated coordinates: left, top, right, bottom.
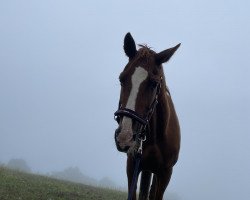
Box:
154, 167, 173, 200
127, 156, 137, 200
149, 175, 157, 199
139, 170, 152, 200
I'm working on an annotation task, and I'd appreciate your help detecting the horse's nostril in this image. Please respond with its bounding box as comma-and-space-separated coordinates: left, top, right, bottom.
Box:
115, 127, 121, 137
115, 130, 119, 138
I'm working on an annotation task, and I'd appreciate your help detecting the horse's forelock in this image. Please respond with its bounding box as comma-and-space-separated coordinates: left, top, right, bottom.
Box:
137, 44, 155, 59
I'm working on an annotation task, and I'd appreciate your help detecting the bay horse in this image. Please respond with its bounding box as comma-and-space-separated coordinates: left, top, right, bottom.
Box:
114, 33, 181, 200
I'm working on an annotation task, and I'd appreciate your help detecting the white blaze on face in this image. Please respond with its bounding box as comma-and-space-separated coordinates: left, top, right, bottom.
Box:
121, 67, 148, 134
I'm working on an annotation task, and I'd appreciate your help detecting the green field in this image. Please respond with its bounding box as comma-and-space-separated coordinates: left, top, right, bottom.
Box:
0, 167, 127, 200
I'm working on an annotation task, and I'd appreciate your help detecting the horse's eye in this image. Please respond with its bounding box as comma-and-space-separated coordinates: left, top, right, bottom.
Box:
119, 76, 127, 87
120, 81, 124, 87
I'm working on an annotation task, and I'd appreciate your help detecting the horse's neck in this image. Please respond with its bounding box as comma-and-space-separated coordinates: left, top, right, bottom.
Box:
158, 86, 170, 125
158, 74, 171, 121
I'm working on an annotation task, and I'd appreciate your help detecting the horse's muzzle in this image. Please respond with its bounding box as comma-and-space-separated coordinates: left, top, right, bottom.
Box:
114, 127, 134, 153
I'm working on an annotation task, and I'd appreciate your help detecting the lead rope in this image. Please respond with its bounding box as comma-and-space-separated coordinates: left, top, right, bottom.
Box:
127, 137, 145, 200
127, 153, 141, 200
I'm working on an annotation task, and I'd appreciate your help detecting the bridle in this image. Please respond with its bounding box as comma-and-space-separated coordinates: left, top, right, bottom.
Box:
114, 76, 163, 200
114, 76, 163, 149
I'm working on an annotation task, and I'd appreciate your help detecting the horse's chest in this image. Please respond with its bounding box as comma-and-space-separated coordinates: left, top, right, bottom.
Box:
141, 145, 164, 171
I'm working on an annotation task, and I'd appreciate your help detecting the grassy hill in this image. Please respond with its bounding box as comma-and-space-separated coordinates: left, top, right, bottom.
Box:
0, 167, 127, 200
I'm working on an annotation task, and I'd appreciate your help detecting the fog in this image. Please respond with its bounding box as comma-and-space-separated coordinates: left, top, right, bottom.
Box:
0, 1, 249, 199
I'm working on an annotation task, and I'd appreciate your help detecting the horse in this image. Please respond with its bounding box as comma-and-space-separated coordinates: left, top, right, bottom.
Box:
114, 32, 181, 200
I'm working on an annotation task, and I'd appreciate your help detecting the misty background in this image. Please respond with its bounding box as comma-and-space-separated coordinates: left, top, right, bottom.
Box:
0, 1, 249, 199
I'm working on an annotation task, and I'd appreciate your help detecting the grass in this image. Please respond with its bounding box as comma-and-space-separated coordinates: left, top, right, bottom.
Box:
0, 167, 127, 200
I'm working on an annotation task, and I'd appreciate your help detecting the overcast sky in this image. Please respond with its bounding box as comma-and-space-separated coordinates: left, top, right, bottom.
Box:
0, 1, 249, 199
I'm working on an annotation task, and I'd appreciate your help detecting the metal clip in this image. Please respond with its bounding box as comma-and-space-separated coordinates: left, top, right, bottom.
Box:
138, 135, 146, 154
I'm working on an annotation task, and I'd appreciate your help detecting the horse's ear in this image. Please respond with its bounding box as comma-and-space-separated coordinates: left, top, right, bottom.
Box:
124, 32, 137, 59
155, 43, 181, 65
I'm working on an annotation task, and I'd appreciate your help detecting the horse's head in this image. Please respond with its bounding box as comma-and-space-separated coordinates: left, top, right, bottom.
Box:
114, 33, 180, 153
